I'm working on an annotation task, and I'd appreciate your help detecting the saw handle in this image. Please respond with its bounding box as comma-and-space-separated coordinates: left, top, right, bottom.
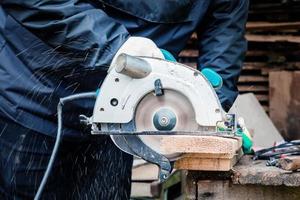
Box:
201, 68, 223, 89
161, 49, 223, 89
160, 49, 177, 62
115, 53, 152, 78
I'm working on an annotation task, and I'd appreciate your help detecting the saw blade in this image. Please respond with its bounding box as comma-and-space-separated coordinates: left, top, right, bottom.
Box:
134, 89, 200, 159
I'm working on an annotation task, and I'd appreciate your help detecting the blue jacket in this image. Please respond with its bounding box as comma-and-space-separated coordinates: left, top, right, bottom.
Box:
0, 0, 249, 137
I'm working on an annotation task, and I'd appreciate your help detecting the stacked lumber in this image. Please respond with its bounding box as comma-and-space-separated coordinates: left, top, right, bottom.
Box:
179, 0, 300, 114
247, 1, 300, 138
248, 0, 300, 22
131, 159, 160, 199
130, 136, 243, 198
161, 136, 243, 171
269, 71, 300, 140
245, 1, 300, 113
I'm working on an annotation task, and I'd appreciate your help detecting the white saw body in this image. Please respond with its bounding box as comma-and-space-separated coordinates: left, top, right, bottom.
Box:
90, 53, 236, 181
93, 56, 224, 125
91, 53, 227, 157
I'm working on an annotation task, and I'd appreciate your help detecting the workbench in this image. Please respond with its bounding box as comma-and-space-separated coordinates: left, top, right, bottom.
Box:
156, 156, 300, 200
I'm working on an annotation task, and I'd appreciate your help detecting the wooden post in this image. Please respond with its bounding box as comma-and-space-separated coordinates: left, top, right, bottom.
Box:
269, 71, 300, 140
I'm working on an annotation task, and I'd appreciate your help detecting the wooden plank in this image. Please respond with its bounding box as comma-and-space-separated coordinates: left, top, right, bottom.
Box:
249, 1, 300, 9
259, 63, 300, 75
246, 34, 300, 43
278, 156, 300, 171
246, 50, 271, 57
179, 153, 238, 159
160, 136, 242, 171
176, 62, 300, 72
174, 150, 243, 171
179, 49, 198, 57
269, 71, 300, 140
238, 75, 268, 83
181, 62, 295, 73
131, 182, 153, 198
246, 50, 300, 57
179, 62, 300, 74
232, 156, 300, 187
238, 85, 268, 92
175, 158, 234, 171
197, 180, 300, 200
243, 62, 267, 70
177, 156, 300, 200
132, 162, 159, 181
160, 136, 242, 156
246, 21, 300, 30
183, 32, 300, 44
255, 94, 269, 102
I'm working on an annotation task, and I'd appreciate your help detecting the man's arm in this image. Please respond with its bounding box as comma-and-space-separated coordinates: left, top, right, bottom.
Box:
197, 0, 249, 111
2, 0, 129, 69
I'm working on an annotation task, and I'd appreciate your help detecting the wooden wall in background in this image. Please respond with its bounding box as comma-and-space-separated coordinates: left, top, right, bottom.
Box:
179, 0, 300, 137
179, 0, 300, 115
269, 71, 300, 141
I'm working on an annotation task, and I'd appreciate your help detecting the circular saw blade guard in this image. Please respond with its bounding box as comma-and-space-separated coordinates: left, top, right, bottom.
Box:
92, 54, 225, 127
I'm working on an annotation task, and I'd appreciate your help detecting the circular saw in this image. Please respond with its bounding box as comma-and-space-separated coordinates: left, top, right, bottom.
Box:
90, 53, 236, 181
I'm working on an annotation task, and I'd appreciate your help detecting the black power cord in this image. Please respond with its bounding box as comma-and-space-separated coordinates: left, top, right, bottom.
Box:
34, 92, 97, 200
253, 140, 300, 160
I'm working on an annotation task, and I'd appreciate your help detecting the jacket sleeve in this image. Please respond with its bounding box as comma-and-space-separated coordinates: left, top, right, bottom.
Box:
2, 0, 130, 69
197, 0, 249, 111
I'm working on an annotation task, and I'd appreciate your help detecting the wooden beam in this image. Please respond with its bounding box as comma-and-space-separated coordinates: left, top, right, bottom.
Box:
131, 182, 153, 198
246, 50, 271, 57
174, 150, 243, 171
238, 85, 268, 92
269, 71, 300, 140
243, 62, 267, 70
232, 156, 300, 186
160, 136, 242, 156
246, 21, 300, 31
255, 94, 269, 102
238, 75, 268, 83
278, 156, 300, 171
246, 34, 300, 43
179, 49, 198, 57
132, 162, 159, 181
160, 136, 242, 171
197, 180, 300, 200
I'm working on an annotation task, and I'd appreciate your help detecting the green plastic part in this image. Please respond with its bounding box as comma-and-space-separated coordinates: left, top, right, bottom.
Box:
237, 128, 253, 154
201, 68, 223, 89
160, 49, 176, 62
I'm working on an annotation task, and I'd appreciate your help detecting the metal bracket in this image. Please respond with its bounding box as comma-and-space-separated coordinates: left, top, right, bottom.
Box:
123, 135, 172, 181
100, 121, 172, 181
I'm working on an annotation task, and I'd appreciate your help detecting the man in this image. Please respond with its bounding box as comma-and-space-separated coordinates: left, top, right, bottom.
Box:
0, 0, 248, 199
